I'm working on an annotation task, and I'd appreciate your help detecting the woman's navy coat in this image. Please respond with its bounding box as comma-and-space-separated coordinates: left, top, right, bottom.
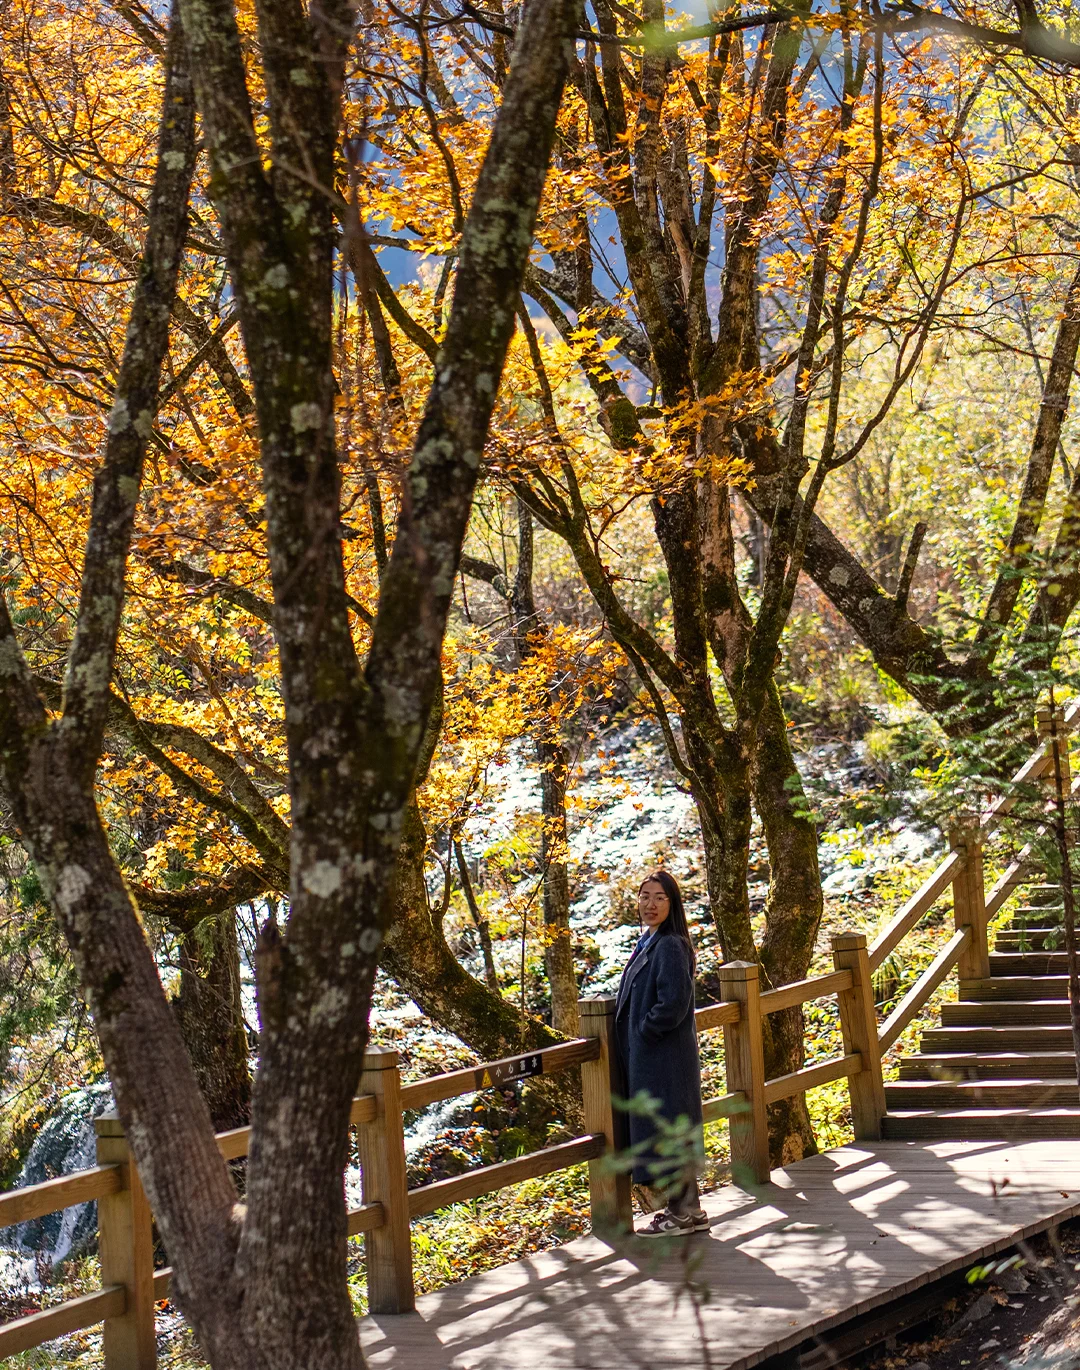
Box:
614, 930, 703, 1185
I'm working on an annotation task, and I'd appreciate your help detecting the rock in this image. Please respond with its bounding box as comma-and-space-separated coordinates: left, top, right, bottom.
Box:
946, 1291, 996, 1334
979, 1339, 1001, 1351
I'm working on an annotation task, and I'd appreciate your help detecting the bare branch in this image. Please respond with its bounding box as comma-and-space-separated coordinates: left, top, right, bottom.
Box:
55, 6, 197, 779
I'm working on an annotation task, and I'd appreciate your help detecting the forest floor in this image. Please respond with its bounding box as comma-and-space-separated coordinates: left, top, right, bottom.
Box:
854, 1223, 1080, 1370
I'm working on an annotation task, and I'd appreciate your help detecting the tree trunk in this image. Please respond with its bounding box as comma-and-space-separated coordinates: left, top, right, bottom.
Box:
455, 839, 500, 992
694, 779, 756, 964
754, 681, 820, 1163
172, 911, 252, 1132
382, 802, 562, 1058
510, 501, 579, 1033
538, 737, 578, 1034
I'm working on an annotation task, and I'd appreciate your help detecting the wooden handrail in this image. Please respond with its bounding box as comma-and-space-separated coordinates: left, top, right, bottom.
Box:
867, 705, 1078, 975
985, 849, 1033, 920
702, 1090, 745, 1123
869, 851, 963, 972
347, 1201, 386, 1237
215, 1093, 378, 1162
878, 926, 971, 1054
694, 1000, 740, 1031
985, 770, 1080, 918
763, 1053, 862, 1106
760, 969, 852, 1015
0, 1284, 126, 1359
400, 1037, 599, 1113
0, 1163, 122, 1229
408, 1134, 604, 1219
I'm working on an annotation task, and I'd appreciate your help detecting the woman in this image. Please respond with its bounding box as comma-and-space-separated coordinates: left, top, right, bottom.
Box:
614, 870, 707, 1237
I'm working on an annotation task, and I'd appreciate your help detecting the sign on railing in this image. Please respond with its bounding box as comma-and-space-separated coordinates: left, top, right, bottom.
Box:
476, 1053, 543, 1087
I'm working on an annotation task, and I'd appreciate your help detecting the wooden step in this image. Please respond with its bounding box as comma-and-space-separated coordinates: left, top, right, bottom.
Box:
921, 1024, 1078, 1052
991, 952, 1070, 975
994, 931, 1064, 952
899, 1051, 1079, 1080
883, 1108, 1080, 1139
959, 976, 1069, 1000
886, 1080, 1080, 1108
942, 1000, 1072, 1026
1023, 883, 1064, 899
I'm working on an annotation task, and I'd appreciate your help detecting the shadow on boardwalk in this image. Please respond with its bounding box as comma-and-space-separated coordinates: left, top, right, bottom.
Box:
360, 1139, 1080, 1370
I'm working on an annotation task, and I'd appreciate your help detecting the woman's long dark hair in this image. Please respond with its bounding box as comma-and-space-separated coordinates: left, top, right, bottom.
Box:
639, 870, 696, 970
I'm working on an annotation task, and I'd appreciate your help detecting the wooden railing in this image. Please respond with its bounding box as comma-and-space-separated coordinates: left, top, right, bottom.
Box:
0, 941, 882, 1367
867, 702, 1078, 1056
1, 704, 1073, 1368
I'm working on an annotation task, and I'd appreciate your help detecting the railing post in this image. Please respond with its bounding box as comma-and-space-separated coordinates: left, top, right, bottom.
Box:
831, 932, 886, 1141
357, 1047, 414, 1314
950, 826, 990, 982
94, 1112, 156, 1370
578, 995, 632, 1235
718, 962, 769, 1186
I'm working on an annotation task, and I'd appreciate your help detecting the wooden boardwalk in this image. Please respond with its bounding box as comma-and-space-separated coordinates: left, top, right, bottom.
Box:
360, 1139, 1080, 1369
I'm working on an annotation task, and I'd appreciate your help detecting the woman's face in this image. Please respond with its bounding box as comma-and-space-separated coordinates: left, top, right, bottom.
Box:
638, 879, 671, 931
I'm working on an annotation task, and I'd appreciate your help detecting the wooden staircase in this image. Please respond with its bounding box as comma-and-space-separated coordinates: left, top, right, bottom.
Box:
884, 880, 1080, 1138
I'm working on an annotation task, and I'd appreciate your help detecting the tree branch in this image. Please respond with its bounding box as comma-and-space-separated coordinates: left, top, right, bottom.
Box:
55, 9, 197, 780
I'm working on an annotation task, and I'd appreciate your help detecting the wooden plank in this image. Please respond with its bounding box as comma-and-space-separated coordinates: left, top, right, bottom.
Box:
216, 1094, 375, 1161
0, 1285, 126, 1358
408, 1134, 603, 1219
702, 1091, 745, 1123
96, 1115, 155, 1370
869, 851, 963, 971
358, 1048, 414, 1314
347, 1201, 385, 1237
0, 1164, 122, 1229
985, 850, 1033, 918
351, 1094, 377, 1126
978, 743, 1052, 832
759, 970, 852, 1016
832, 932, 886, 1140
578, 997, 631, 1231
153, 1266, 171, 1300
400, 1038, 600, 1113
763, 1053, 860, 1105
695, 1000, 740, 1032
720, 962, 769, 1184
878, 926, 970, 1053
215, 1125, 251, 1161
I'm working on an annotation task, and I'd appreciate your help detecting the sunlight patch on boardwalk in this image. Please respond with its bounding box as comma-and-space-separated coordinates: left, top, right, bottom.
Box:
361, 1139, 1080, 1369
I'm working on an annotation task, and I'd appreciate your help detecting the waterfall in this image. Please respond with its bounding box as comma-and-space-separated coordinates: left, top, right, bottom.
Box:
0, 1081, 114, 1289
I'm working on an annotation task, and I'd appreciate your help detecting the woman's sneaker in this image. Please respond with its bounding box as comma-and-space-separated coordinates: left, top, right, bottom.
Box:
689, 1208, 710, 1232
636, 1208, 696, 1237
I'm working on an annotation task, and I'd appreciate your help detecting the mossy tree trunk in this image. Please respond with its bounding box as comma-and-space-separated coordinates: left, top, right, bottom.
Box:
510, 504, 578, 1034
171, 909, 251, 1133
382, 801, 562, 1058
